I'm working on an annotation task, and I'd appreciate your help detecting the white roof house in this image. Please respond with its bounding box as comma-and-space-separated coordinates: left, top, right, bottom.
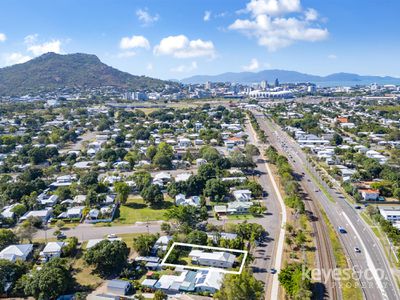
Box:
232, 189, 252, 202
86, 238, 122, 249
195, 270, 223, 293
0, 244, 33, 262
20, 208, 52, 222
189, 250, 236, 269
175, 194, 201, 207
40, 242, 65, 259
175, 173, 192, 183
153, 235, 173, 252
379, 207, 400, 223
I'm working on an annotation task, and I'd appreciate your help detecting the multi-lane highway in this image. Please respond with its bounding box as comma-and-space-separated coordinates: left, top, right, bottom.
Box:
255, 112, 399, 300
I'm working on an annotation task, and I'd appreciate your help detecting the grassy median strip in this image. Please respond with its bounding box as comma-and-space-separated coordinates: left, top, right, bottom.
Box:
304, 164, 336, 203
319, 208, 363, 300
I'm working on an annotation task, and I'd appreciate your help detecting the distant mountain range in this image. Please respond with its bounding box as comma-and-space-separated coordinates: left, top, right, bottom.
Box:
0, 52, 175, 96
182, 70, 400, 86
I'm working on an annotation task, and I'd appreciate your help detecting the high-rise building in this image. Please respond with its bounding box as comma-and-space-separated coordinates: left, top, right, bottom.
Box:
205, 81, 213, 90
260, 80, 268, 90
274, 78, 280, 87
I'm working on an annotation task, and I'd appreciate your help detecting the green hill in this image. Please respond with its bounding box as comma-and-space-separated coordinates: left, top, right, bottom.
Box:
0, 52, 174, 96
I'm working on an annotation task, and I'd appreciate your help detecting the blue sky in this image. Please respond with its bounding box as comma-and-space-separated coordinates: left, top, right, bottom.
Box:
0, 0, 399, 79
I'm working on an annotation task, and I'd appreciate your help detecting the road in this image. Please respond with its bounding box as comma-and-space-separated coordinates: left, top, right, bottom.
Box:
255, 112, 400, 300
35, 222, 162, 241
245, 120, 286, 299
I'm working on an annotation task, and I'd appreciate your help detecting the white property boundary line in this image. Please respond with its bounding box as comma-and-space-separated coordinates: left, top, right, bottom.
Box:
160, 242, 248, 275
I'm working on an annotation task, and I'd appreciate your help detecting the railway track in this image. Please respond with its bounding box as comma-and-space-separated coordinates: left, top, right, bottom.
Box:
255, 112, 341, 300
302, 186, 341, 300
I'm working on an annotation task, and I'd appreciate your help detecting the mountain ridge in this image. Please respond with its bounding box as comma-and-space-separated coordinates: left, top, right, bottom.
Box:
181, 69, 400, 85
0, 52, 176, 96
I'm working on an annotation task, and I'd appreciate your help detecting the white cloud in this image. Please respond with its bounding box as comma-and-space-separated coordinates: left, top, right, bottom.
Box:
117, 51, 136, 58
243, 58, 260, 71
204, 11, 211, 21
120, 35, 150, 50
328, 54, 337, 59
0, 33, 6, 42
246, 0, 301, 16
136, 8, 159, 26
170, 61, 198, 73
146, 63, 153, 71
305, 8, 318, 21
154, 35, 215, 58
4, 52, 31, 65
24, 33, 38, 45
27, 40, 62, 56
229, 0, 328, 51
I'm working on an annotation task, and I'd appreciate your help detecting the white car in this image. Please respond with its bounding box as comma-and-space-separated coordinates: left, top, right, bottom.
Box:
354, 247, 361, 253
107, 234, 118, 238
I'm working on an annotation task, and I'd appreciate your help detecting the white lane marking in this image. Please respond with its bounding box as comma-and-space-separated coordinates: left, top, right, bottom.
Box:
342, 212, 388, 300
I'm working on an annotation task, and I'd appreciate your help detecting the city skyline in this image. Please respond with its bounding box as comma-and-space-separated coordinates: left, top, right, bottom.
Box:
0, 0, 400, 79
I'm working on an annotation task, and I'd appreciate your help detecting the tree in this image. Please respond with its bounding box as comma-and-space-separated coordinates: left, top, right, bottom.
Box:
0, 229, 18, 251
198, 163, 217, 180
132, 234, 158, 256
393, 188, 400, 201
154, 290, 167, 300
331, 133, 343, 146
80, 171, 99, 186
0, 259, 28, 294
22, 258, 74, 300
84, 240, 129, 277
214, 270, 264, 300
278, 263, 312, 299
133, 171, 152, 192
62, 237, 78, 257
146, 145, 157, 161
204, 179, 228, 202
114, 182, 130, 204
141, 184, 164, 206
165, 205, 206, 228
16, 219, 38, 243
153, 142, 174, 169
187, 230, 208, 245
10, 204, 27, 218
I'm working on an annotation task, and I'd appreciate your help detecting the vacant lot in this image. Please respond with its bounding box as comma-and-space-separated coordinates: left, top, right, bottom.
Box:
113, 195, 174, 224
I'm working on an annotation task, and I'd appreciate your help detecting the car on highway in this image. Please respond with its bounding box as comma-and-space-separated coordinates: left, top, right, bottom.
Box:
338, 226, 347, 234
354, 247, 361, 253
107, 234, 118, 238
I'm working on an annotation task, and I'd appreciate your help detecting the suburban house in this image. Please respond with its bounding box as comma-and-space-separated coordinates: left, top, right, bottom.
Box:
152, 235, 173, 253
189, 250, 236, 268
59, 206, 85, 219
379, 207, 400, 223
227, 201, 253, 214
20, 208, 52, 223
175, 194, 201, 207
40, 242, 65, 260
154, 270, 223, 294
359, 189, 380, 201
0, 244, 33, 262
232, 189, 252, 202
106, 280, 131, 296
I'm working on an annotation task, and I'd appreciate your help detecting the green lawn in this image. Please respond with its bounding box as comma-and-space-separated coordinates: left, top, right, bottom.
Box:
227, 214, 255, 220
113, 195, 174, 224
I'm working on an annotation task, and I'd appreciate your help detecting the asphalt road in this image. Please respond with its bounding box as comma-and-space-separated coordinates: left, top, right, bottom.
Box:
35, 222, 162, 241
244, 121, 282, 293
256, 112, 399, 300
